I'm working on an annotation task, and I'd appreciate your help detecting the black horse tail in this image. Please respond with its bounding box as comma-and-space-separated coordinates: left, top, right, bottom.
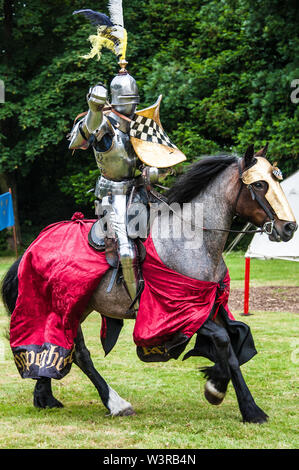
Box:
1, 257, 22, 315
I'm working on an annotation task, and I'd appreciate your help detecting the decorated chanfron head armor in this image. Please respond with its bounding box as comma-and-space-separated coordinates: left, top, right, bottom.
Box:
242, 156, 296, 222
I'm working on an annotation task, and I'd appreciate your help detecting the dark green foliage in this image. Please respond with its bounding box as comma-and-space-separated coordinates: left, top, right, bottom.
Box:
0, 228, 8, 252
0, 0, 298, 246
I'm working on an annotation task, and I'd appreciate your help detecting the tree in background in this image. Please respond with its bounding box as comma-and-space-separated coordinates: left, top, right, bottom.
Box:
0, 0, 298, 248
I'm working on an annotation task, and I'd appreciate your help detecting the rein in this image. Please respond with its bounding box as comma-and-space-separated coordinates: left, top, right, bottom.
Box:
150, 159, 275, 236
151, 191, 265, 234
235, 159, 275, 235
71, 108, 276, 236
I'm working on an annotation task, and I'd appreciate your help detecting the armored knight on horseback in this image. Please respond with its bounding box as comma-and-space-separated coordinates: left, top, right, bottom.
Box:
68, 2, 186, 309
2, 0, 297, 424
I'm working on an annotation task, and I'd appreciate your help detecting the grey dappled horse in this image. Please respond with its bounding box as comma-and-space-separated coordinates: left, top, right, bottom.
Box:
2, 147, 297, 423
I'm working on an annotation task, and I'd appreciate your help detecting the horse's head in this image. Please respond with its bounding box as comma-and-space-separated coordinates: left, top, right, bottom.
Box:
236, 144, 297, 242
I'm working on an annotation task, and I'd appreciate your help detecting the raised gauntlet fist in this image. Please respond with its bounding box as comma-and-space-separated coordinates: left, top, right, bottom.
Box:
87, 83, 108, 112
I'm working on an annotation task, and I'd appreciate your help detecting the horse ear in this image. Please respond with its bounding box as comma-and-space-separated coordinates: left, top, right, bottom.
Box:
255, 142, 269, 158
244, 144, 255, 167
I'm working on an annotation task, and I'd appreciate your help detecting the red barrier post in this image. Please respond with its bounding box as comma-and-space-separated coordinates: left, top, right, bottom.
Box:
241, 257, 252, 316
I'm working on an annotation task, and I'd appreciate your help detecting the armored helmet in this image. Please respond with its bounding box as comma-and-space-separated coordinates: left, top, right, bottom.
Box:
110, 72, 139, 116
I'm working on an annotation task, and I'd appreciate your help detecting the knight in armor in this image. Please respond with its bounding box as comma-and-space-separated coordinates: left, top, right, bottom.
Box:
69, 72, 149, 306
68, 3, 186, 310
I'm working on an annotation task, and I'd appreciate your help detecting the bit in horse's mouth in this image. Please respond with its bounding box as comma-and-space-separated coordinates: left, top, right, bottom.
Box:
269, 225, 281, 242
269, 224, 296, 242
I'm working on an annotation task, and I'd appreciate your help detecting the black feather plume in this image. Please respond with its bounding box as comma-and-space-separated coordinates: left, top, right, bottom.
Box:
73, 9, 113, 27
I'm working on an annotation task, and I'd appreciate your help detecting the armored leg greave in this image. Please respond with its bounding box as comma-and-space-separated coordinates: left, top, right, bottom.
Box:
108, 194, 138, 302
97, 177, 138, 303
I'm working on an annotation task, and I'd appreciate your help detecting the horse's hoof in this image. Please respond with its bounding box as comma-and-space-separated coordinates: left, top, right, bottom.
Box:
116, 406, 136, 417
34, 395, 64, 409
242, 407, 269, 424
107, 406, 136, 417
107, 386, 135, 417
204, 380, 225, 406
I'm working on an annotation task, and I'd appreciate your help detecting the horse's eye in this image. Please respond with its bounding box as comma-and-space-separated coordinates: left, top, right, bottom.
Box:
253, 182, 263, 190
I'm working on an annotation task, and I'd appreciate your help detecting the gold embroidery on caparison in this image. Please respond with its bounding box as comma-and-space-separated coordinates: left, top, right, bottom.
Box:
13, 345, 75, 374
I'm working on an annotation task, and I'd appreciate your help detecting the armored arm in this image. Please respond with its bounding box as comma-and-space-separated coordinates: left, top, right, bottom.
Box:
68, 84, 108, 150
142, 167, 173, 185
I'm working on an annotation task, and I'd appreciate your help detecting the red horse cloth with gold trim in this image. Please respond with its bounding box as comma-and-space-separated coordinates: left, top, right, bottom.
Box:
134, 234, 235, 357
10, 217, 253, 379
10, 215, 110, 380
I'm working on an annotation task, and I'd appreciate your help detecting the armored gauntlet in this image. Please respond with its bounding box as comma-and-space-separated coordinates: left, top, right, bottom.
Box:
68, 83, 108, 150
86, 83, 108, 133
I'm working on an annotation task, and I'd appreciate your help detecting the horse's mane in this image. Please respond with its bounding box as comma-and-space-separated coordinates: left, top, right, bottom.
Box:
167, 154, 238, 204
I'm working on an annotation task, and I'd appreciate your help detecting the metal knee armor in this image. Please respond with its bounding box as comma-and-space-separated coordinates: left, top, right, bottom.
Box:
96, 177, 138, 302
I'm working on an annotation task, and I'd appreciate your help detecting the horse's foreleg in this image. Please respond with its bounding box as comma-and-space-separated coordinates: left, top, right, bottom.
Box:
199, 320, 268, 423
202, 363, 230, 405
198, 320, 231, 405
33, 377, 63, 409
227, 343, 268, 423
74, 326, 135, 416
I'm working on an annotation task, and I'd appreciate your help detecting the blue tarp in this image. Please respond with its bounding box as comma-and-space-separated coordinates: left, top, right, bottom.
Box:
0, 192, 15, 231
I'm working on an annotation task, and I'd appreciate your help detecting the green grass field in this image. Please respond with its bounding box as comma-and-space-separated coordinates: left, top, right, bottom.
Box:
224, 252, 299, 288
0, 255, 298, 449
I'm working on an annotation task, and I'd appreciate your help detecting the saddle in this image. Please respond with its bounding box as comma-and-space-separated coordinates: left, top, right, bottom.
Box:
87, 186, 165, 301
88, 219, 146, 312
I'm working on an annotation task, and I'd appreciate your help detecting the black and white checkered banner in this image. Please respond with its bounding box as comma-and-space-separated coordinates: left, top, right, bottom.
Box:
130, 115, 177, 149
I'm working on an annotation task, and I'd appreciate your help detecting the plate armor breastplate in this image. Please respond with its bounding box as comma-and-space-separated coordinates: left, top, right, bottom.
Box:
94, 125, 138, 181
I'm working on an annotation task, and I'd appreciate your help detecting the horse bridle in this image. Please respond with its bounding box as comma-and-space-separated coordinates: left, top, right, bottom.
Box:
151, 158, 276, 235
235, 158, 275, 236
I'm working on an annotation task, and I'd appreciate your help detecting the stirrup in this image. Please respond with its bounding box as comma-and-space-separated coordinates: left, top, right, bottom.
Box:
125, 279, 144, 317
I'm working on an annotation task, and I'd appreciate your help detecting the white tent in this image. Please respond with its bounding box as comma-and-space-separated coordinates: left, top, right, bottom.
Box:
245, 170, 299, 262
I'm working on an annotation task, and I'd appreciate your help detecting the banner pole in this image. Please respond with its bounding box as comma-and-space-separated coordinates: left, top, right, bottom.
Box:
9, 188, 18, 259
